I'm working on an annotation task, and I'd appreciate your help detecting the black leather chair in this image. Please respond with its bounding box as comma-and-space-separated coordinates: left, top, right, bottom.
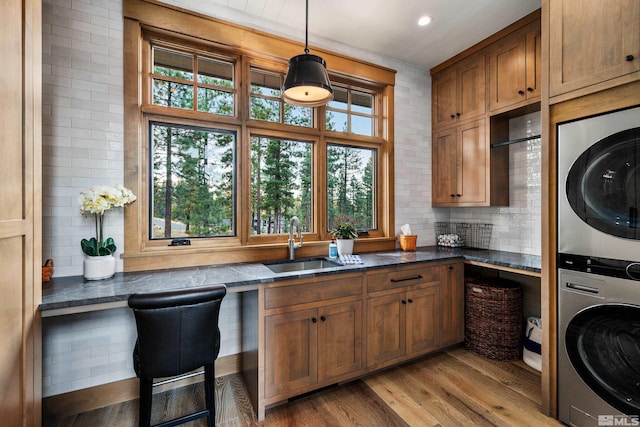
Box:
128, 285, 227, 427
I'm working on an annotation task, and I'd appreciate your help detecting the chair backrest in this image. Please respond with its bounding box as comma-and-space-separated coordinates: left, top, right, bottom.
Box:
128, 285, 227, 379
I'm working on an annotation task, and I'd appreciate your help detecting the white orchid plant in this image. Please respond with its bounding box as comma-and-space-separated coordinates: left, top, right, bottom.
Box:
79, 185, 136, 256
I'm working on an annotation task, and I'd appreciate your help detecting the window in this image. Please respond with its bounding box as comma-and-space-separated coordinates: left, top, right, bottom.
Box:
326, 86, 375, 136
250, 136, 312, 234
124, 8, 394, 271
327, 144, 376, 231
152, 46, 235, 116
150, 122, 236, 239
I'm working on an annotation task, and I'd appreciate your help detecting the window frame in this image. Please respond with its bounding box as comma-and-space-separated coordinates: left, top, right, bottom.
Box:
123, 1, 396, 271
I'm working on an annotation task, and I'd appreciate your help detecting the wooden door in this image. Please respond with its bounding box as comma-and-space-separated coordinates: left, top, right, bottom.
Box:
456, 54, 486, 121
432, 69, 458, 128
1, 1, 41, 426
366, 292, 406, 368
488, 33, 526, 111
440, 263, 465, 347
549, 0, 640, 97
264, 309, 317, 398
406, 286, 440, 356
457, 119, 487, 204
432, 127, 457, 205
317, 300, 363, 382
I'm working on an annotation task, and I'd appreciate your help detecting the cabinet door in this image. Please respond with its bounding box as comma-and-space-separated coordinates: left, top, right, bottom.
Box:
549, 0, 640, 97
440, 263, 465, 347
457, 54, 486, 121
525, 25, 542, 100
433, 69, 458, 128
406, 286, 440, 356
488, 34, 526, 111
264, 309, 317, 398
366, 292, 406, 367
318, 300, 363, 382
432, 127, 457, 204
456, 119, 486, 204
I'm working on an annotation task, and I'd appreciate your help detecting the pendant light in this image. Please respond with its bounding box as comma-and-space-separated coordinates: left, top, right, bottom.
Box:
282, 0, 333, 107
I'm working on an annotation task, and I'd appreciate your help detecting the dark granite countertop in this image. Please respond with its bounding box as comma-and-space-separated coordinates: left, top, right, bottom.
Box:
40, 246, 540, 312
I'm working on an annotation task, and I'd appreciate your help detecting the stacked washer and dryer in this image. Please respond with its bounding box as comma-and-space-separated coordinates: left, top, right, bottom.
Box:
557, 106, 640, 426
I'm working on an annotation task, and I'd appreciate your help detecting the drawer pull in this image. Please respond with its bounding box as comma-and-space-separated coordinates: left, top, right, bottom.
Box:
390, 275, 423, 283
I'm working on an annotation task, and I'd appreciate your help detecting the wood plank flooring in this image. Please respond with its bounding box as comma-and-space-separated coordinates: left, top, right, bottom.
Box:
43, 347, 561, 426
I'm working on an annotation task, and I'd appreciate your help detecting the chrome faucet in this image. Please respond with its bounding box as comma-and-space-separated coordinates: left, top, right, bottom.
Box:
288, 216, 303, 260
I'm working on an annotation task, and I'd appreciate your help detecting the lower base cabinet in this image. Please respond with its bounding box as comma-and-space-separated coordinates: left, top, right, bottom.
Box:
258, 261, 464, 419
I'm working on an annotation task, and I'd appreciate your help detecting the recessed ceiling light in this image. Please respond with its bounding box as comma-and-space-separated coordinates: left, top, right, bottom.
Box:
418, 15, 432, 26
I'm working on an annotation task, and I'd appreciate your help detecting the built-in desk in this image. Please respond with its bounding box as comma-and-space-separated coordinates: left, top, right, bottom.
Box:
41, 247, 540, 314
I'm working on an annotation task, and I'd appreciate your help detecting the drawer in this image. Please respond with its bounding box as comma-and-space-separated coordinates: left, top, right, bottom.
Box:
367, 265, 440, 293
265, 275, 362, 310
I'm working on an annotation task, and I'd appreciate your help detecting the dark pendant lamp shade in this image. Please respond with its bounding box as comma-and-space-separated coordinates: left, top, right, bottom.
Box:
282, 0, 333, 107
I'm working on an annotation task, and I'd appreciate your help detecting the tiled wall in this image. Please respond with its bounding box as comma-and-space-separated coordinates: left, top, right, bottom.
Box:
42, 0, 126, 278
447, 112, 542, 256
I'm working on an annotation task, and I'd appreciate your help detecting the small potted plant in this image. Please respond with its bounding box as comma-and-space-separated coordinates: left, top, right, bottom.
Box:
331, 220, 358, 256
79, 184, 136, 280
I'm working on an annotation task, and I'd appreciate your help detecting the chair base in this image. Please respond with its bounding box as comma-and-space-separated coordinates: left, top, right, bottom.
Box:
152, 410, 210, 427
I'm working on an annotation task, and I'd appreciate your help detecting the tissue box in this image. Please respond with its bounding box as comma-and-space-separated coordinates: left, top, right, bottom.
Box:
399, 235, 417, 251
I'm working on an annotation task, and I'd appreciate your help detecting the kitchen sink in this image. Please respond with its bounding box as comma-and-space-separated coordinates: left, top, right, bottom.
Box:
263, 258, 340, 273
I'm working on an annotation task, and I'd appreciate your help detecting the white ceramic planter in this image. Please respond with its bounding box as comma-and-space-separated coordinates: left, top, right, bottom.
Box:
336, 239, 354, 256
83, 255, 116, 281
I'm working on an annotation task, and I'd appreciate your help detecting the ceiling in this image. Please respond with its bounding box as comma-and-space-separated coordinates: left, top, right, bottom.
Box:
164, 0, 541, 69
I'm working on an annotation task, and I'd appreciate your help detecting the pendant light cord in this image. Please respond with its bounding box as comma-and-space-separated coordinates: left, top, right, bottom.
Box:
304, 0, 309, 54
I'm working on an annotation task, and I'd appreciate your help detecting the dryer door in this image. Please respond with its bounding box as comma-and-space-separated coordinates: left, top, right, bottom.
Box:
565, 304, 640, 416
566, 127, 640, 240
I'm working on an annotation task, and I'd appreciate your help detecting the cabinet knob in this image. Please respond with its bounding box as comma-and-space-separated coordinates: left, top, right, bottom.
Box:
401, 300, 407, 305
450, 114, 455, 119
455, 194, 462, 197
456, 112, 461, 117
626, 54, 635, 62
311, 317, 317, 323
527, 87, 534, 92
448, 265, 454, 271
408, 298, 413, 304
450, 194, 456, 198
518, 90, 525, 95
320, 316, 326, 322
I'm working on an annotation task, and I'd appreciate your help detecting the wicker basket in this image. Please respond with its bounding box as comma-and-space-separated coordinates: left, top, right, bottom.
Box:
399, 234, 417, 251
465, 277, 523, 360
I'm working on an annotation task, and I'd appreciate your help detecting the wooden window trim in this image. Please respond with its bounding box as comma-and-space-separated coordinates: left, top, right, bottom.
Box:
123, 0, 396, 272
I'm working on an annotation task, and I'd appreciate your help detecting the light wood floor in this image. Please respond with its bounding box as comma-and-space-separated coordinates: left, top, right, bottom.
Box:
44, 347, 561, 426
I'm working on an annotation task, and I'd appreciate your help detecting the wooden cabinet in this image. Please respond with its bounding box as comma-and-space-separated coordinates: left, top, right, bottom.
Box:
440, 263, 465, 347
262, 274, 364, 401
432, 118, 507, 207
432, 53, 486, 129
549, 0, 640, 99
366, 265, 441, 369
488, 20, 541, 111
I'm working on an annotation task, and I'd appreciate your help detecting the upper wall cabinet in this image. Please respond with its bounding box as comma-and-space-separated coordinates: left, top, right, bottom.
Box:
549, 0, 640, 100
432, 53, 486, 129
488, 20, 541, 112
